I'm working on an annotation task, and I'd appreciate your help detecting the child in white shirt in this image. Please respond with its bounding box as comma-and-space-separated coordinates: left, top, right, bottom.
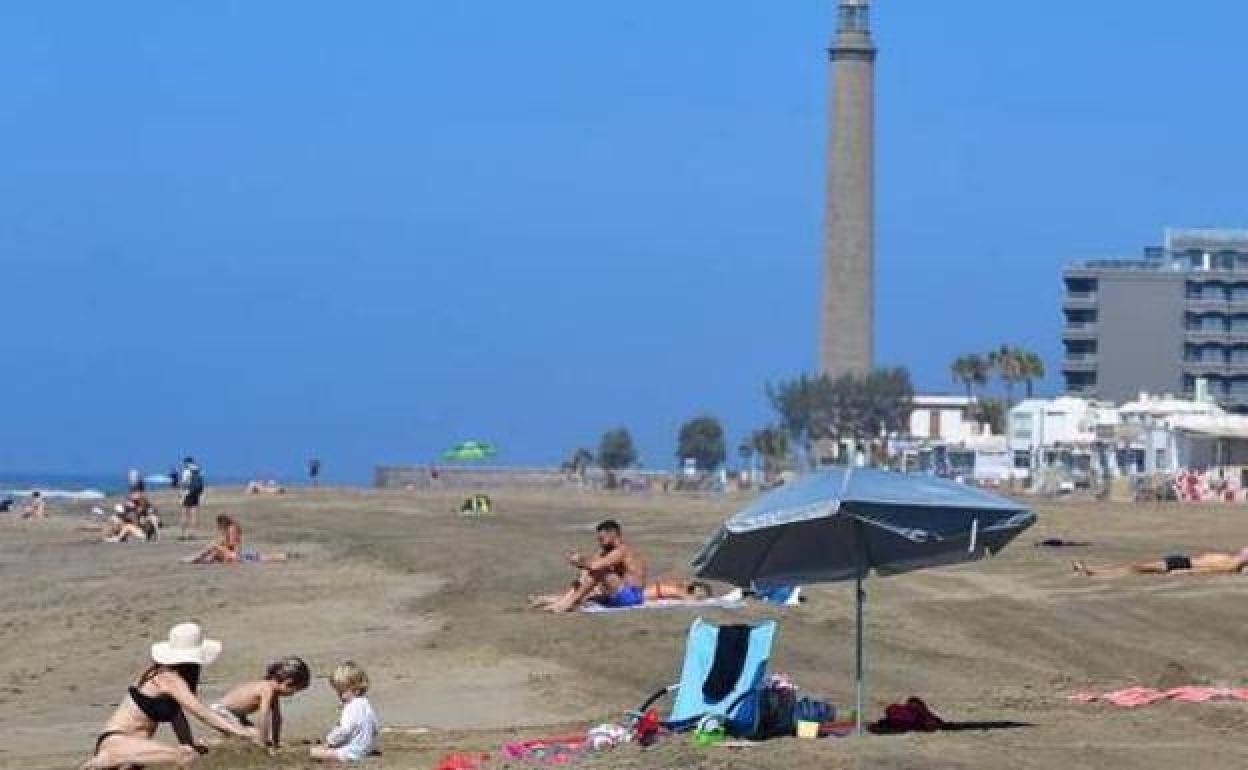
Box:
310, 661, 380, 763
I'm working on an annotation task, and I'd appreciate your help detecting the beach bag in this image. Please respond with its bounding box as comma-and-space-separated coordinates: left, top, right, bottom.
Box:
759, 682, 798, 738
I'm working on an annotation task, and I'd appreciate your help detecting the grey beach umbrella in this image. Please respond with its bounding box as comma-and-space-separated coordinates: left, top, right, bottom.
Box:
692, 467, 1035, 734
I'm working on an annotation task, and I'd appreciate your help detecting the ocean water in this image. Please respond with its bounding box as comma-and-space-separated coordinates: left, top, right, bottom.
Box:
0, 471, 280, 500
0, 472, 122, 500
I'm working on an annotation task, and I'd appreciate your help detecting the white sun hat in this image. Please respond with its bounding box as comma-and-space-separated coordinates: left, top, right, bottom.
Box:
151, 623, 222, 666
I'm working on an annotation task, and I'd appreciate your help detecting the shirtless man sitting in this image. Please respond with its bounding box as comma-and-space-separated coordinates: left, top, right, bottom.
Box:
529, 520, 710, 613
1074, 547, 1248, 578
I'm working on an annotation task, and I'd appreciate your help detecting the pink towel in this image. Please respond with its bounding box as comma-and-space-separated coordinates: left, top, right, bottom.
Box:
1070, 686, 1248, 707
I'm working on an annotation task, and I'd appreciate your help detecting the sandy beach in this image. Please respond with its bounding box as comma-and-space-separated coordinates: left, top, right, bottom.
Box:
5, 487, 1248, 769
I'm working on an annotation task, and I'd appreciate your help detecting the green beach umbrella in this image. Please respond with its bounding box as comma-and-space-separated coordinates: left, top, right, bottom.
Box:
440, 441, 498, 462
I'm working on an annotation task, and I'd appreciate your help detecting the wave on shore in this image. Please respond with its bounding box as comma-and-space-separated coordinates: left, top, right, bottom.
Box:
0, 487, 108, 500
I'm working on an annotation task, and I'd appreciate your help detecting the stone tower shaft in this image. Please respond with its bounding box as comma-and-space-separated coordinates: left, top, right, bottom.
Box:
819, 0, 877, 378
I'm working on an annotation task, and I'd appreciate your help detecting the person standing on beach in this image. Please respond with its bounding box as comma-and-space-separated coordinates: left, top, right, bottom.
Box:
308, 457, 321, 487
179, 458, 204, 540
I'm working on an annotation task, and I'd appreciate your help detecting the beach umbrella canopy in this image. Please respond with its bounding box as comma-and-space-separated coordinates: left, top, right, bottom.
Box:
692, 467, 1035, 733
440, 441, 498, 462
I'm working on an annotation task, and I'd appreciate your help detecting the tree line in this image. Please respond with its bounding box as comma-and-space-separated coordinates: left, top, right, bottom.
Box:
565, 347, 1045, 483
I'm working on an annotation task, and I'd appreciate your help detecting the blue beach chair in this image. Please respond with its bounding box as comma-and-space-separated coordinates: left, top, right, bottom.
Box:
632, 617, 777, 738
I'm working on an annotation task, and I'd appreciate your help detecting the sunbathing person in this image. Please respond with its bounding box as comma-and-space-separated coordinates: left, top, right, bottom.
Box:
246, 480, 286, 496
1074, 548, 1248, 577
184, 515, 288, 564
529, 519, 653, 612
645, 577, 713, 600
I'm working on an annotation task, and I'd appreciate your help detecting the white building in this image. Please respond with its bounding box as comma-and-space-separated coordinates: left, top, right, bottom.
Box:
900, 395, 1014, 484
1007, 397, 1104, 453
908, 395, 982, 443
1007, 397, 1124, 484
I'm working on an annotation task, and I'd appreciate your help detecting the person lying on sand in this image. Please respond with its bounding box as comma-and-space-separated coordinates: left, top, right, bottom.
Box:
1074, 547, 1248, 577
247, 480, 286, 495
527, 520, 710, 612
211, 657, 310, 748
81, 622, 263, 769
183, 515, 289, 564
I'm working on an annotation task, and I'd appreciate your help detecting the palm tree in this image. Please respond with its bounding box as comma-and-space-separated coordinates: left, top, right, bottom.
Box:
1018, 351, 1046, 399
950, 354, 990, 400
1018, 349, 1048, 396
989, 346, 1025, 406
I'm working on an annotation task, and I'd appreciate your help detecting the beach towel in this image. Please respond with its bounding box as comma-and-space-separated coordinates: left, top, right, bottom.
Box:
580, 596, 745, 614
1069, 686, 1248, 707
434, 753, 490, 770
501, 736, 586, 765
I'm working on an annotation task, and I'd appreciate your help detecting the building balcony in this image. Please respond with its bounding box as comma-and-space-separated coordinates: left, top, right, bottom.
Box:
1063, 322, 1098, 340
1064, 383, 1097, 398
1063, 266, 1100, 279
1183, 359, 1229, 375
1063, 292, 1098, 309
1186, 297, 1230, 312
1062, 354, 1097, 372
1185, 329, 1229, 343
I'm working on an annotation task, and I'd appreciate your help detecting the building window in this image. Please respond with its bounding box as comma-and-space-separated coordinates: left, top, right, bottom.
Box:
1203, 316, 1227, 332
1011, 414, 1033, 440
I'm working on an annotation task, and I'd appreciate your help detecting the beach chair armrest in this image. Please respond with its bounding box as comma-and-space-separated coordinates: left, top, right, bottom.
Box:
632, 684, 680, 717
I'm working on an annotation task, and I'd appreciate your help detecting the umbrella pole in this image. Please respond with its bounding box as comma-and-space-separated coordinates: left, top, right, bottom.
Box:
855, 573, 864, 736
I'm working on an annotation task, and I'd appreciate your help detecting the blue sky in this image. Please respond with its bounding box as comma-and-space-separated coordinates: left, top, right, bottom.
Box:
2, 1, 1246, 481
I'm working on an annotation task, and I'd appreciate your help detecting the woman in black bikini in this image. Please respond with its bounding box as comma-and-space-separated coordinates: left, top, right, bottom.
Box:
82, 623, 262, 769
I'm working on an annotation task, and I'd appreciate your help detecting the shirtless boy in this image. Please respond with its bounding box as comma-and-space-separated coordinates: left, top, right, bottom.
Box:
211, 657, 310, 748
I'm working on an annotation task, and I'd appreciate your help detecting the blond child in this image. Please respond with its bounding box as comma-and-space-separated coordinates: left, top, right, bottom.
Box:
211, 657, 310, 747
310, 662, 379, 763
